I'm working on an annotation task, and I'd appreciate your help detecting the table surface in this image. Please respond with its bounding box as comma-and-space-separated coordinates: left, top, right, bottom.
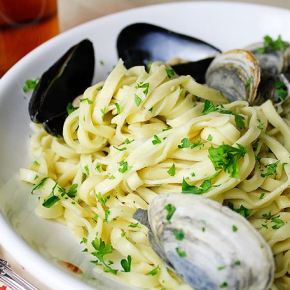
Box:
1, 0, 290, 289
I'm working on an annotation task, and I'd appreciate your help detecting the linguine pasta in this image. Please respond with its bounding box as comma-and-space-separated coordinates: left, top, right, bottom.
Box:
20, 60, 290, 290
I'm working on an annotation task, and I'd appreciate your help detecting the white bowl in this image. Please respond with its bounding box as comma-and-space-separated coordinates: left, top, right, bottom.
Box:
1, 2, 290, 289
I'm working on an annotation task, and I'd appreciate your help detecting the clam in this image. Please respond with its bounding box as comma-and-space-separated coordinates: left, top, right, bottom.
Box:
117, 23, 220, 81
135, 194, 274, 290
29, 39, 95, 136
205, 49, 261, 103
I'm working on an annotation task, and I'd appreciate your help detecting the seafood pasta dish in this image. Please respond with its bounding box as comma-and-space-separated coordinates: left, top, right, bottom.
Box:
20, 23, 290, 290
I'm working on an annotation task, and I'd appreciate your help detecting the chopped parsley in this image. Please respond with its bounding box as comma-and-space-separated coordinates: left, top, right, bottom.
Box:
80, 98, 93, 104
261, 161, 279, 178
104, 210, 111, 223
146, 265, 160, 276
219, 282, 228, 288
96, 192, 109, 206
100, 107, 108, 118
218, 265, 226, 271
176, 247, 186, 258
120, 255, 132, 272
31, 177, 48, 194
42, 195, 60, 208
118, 160, 129, 173
66, 102, 77, 115
173, 229, 184, 240
66, 184, 78, 198
114, 103, 121, 114
95, 163, 103, 172
113, 145, 127, 151
91, 237, 117, 274
164, 203, 176, 222
208, 144, 246, 178
228, 203, 250, 218
202, 100, 245, 130
134, 94, 142, 106
124, 138, 134, 144
232, 225, 238, 232
234, 260, 241, 266
83, 165, 90, 177
271, 216, 285, 230
257, 119, 264, 130
167, 163, 176, 176
274, 81, 288, 102
166, 66, 175, 78
80, 237, 87, 244
128, 222, 141, 228
207, 134, 213, 141
256, 35, 290, 54
182, 178, 212, 195
152, 135, 162, 145
259, 192, 266, 200
136, 82, 149, 95
178, 138, 203, 149
32, 160, 40, 166
23, 79, 39, 93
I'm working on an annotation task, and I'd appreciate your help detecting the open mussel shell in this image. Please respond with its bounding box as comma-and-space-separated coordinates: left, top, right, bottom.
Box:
206, 49, 261, 103
147, 193, 274, 290
29, 39, 95, 136
117, 23, 220, 69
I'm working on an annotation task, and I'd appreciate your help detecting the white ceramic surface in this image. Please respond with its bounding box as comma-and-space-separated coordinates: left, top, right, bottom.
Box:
1, 2, 290, 289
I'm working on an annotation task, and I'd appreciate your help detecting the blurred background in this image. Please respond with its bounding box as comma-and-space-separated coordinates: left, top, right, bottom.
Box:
58, 0, 290, 31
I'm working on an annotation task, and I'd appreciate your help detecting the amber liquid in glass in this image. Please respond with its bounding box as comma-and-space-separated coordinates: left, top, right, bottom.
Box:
0, 0, 59, 76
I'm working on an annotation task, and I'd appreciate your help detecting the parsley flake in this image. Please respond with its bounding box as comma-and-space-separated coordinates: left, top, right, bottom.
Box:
182, 178, 212, 195
23, 79, 39, 93
80, 98, 93, 104
118, 160, 129, 173
66, 102, 77, 115
232, 225, 238, 232
176, 247, 186, 258
134, 94, 142, 106
42, 195, 60, 208
31, 177, 48, 194
146, 265, 160, 276
173, 229, 184, 240
152, 135, 162, 145
136, 82, 149, 95
219, 281, 228, 288
167, 163, 176, 176
274, 81, 288, 102
120, 255, 132, 272
114, 103, 121, 114
261, 161, 279, 178
165, 203, 176, 222
166, 66, 175, 78
256, 35, 290, 54
208, 144, 246, 178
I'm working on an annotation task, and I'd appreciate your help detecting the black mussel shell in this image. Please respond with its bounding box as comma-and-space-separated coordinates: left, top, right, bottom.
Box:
117, 23, 220, 68
172, 57, 214, 83
29, 39, 95, 136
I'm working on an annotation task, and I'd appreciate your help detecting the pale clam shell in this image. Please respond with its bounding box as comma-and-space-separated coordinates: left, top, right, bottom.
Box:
205, 49, 261, 104
148, 193, 274, 290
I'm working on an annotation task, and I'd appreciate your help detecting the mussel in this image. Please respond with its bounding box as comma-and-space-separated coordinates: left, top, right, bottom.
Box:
117, 23, 220, 82
135, 194, 274, 290
29, 39, 95, 136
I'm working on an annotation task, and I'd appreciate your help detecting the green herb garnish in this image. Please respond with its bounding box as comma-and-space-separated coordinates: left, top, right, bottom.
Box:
166, 66, 175, 78
259, 192, 266, 200
256, 35, 290, 54
167, 163, 176, 176
219, 282, 228, 288
23, 79, 39, 93
118, 160, 129, 173
80, 98, 93, 104
274, 81, 288, 102
176, 247, 186, 258
42, 195, 60, 208
134, 94, 142, 106
228, 203, 250, 218
232, 225, 238, 232
66, 102, 77, 115
271, 216, 285, 229
114, 103, 121, 114
120, 255, 132, 272
152, 135, 162, 145
208, 144, 246, 178
66, 184, 78, 198
136, 82, 149, 95
173, 229, 184, 241
165, 203, 176, 222
207, 134, 213, 141
113, 146, 127, 151
146, 265, 160, 276
104, 209, 111, 223
178, 138, 191, 148
31, 177, 48, 194
128, 222, 141, 228
182, 178, 212, 195
261, 161, 279, 178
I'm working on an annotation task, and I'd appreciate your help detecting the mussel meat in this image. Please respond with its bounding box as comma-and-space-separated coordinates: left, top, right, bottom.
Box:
29, 39, 95, 136
135, 194, 274, 290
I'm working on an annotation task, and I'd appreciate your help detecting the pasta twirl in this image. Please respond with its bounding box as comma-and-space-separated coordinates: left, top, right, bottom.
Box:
20, 60, 290, 290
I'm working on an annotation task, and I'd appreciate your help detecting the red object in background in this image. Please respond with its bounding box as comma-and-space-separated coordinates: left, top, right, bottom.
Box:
0, 0, 59, 76
0, 286, 7, 290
